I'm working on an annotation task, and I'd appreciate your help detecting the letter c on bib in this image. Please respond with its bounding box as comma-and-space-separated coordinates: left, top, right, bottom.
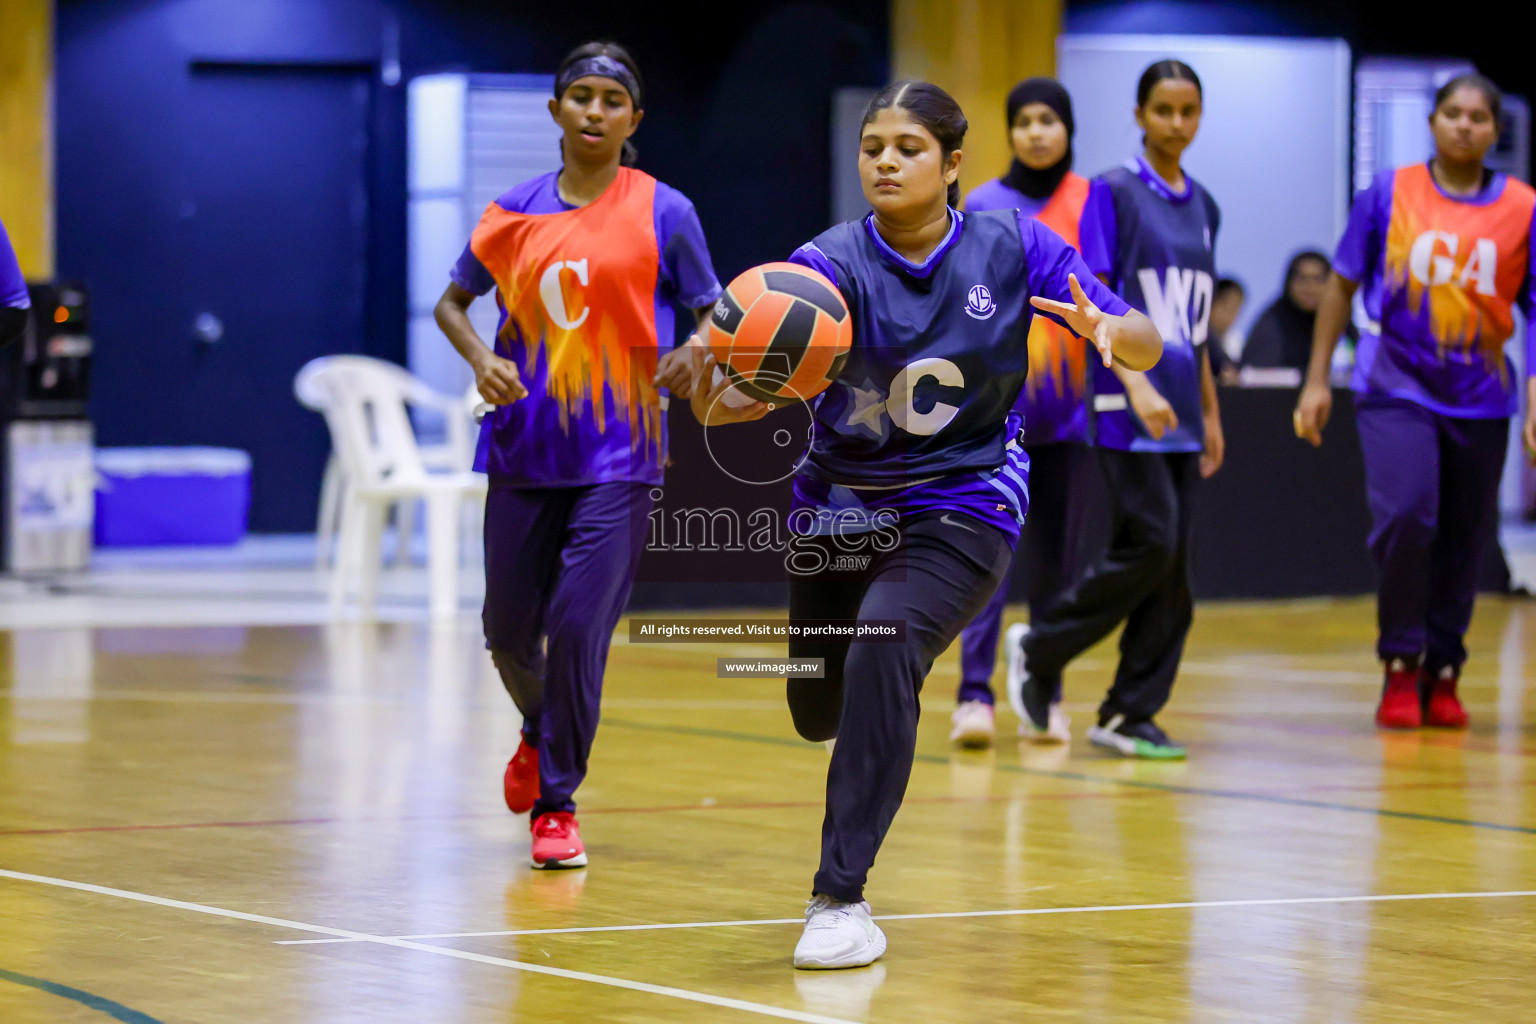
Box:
1408, 231, 1458, 287
887, 357, 964, 435
539, 259, 591, 330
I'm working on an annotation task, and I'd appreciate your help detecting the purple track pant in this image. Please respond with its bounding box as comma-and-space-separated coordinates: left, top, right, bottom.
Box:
483, 481, 652, 819
1355, 395, 1508, 671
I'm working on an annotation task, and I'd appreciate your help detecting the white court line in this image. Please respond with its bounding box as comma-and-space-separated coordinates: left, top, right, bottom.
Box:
0, 691, 785, 711
0, 868, 857, 1024
275, 915, 809, 944
272, 889, 1536, 946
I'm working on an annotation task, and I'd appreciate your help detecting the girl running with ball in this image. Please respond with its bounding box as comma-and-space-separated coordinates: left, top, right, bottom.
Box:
688, 81, 1162, 969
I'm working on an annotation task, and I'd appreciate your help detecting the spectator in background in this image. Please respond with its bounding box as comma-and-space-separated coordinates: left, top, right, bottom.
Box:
1207, 277, 1244, 383
1243, 251, 1337, 372
0, 215, 30, 348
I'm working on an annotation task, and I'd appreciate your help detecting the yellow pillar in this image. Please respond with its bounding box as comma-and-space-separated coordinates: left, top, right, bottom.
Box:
0, 0, 54, 277
892, 0, 1061, 201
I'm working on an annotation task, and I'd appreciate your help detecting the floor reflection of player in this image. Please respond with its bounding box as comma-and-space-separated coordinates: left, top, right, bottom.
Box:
434, 42, 722, 870
1295, 73, 1536, 731
688, 81, 1161, 970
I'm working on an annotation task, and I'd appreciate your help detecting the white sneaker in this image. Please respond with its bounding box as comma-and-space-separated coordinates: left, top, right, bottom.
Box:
793, 895, 887, 970
1028, 703, 1071, 745
1003, 622, 1030, 723
948, 700, 995, 748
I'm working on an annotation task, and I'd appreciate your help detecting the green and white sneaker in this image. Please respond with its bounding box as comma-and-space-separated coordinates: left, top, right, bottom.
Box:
1086, 714, 1186, 760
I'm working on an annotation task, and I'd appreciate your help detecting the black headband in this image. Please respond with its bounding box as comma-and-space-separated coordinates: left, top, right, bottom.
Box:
555, 56, 641, 107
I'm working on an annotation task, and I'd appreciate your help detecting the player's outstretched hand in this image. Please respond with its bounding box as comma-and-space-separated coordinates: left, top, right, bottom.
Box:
1524, 406, 1536, 465
686, 340, 771, 426
1030, 273, 1115, 367
1294, 380, 1332, 447
474, 353, 527, 405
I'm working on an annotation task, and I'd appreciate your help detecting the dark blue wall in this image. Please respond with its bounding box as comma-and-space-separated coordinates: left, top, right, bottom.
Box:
57, 0, 885, 531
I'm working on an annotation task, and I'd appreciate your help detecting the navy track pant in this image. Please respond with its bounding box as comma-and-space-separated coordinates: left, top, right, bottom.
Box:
786, 511, 1011, 903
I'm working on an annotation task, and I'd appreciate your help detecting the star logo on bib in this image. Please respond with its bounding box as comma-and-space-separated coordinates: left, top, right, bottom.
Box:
844, 381, 888, 437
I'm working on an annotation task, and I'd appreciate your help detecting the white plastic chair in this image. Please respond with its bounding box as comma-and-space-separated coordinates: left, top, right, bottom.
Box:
295, 357, 476, 568
300, 356, 487, 619
391, 375, 480, 565
294, 360, 348, 568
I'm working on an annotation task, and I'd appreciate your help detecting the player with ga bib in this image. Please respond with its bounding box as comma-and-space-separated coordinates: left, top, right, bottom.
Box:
1295, 73, 1536, 730
687, 81, 1162, 969
434, 42, 722, 870
950, 77, 1100, 748
1013, 59, 1225, 761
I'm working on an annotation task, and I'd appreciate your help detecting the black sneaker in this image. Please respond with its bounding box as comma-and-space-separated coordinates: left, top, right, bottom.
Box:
1086, 714, 1186, 760
1004, 623, 1069, 743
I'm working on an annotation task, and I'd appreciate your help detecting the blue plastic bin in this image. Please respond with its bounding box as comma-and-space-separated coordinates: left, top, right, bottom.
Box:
94, 447, 252, 547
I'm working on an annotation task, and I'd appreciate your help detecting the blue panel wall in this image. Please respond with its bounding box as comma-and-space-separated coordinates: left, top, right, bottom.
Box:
1064, 1, 1534, 175
56, 0, 886, 531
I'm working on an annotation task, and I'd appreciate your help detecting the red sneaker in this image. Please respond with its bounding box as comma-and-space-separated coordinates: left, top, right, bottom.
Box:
1423, 665, 1469, 729
1375, 660, 1422, 730
503, 737, 539, 815
530, 811, 587, 869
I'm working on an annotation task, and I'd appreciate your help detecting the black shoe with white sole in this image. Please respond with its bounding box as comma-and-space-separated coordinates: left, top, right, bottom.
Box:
1086, 714, 1186, 760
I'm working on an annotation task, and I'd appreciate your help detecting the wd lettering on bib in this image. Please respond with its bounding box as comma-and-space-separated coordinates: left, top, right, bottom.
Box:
1136, 266, 1215, 347
1086, 157, 1221, 454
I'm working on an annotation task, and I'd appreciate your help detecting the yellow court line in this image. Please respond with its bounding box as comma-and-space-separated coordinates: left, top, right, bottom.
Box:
0, 868, 859, 1024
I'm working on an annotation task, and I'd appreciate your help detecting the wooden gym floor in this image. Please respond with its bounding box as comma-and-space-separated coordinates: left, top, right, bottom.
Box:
2, 596, 1535, 1023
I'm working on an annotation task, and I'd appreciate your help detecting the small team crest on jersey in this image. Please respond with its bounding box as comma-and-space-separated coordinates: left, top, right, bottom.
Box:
965, 284, 997, 320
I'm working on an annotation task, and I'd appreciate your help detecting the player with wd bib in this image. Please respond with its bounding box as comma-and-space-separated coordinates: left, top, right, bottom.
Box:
1012, 60, 1224, 762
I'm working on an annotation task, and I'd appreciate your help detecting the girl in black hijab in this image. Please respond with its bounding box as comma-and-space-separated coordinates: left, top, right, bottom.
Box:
963, 77, 1077, 213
